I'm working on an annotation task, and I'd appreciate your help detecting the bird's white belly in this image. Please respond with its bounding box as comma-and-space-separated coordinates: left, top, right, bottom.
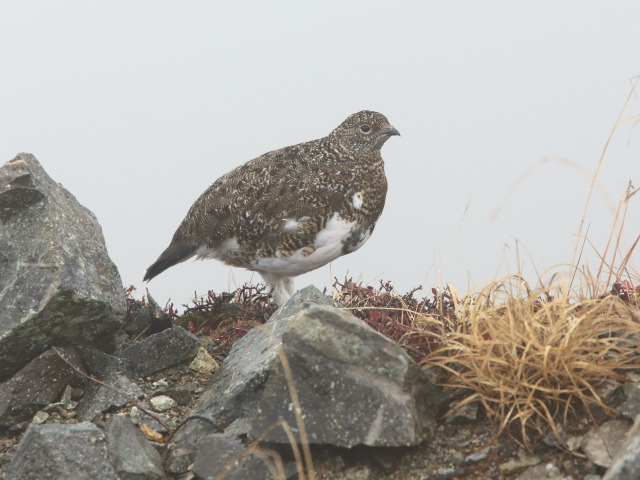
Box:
251, 213, 371, 276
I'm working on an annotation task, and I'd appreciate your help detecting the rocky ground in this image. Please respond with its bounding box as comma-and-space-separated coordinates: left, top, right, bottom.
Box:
0, 308, 635, 480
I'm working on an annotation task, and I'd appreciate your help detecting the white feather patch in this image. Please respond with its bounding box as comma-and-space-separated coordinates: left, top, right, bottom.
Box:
196, 237, 239, 261
352, 192, 364, 209
250, 213, 367, 276
282, 218, 299, 231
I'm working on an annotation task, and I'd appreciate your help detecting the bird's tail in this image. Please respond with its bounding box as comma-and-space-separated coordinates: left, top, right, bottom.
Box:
143, 242, 198, 282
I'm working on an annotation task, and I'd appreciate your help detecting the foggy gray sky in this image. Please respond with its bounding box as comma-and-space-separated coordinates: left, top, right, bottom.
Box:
2, 2, 639, 308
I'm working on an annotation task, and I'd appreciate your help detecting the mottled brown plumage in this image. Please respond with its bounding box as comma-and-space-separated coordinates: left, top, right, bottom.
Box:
144, 110, 399, 305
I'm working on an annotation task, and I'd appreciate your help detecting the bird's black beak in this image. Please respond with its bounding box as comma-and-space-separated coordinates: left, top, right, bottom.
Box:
383, 127, 400, 137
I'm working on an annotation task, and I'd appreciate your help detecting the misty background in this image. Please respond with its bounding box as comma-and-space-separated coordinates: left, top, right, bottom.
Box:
1, 2, 639, 309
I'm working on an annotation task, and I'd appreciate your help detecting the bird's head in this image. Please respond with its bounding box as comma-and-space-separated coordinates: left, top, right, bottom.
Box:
330, 110, 400, 154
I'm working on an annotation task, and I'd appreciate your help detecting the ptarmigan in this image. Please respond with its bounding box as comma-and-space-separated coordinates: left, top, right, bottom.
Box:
144, 110, 399, 305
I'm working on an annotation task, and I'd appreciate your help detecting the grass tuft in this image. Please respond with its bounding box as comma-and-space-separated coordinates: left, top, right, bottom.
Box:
423, 276, 640, 449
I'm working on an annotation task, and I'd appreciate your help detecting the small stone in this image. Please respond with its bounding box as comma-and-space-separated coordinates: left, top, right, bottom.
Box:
59, 385, 73, 409
129, 406, 170, 433
566, 435, 582, 451
139, 423, 164, 443
581, 419, 631, 467
151, 379, 169, 393
150, 395, 177, 412
189, 347, 220, 374
466, 446, 491, 462
516, 462, 564, 480
447, 402, 480, 424
56, 406, 69, 419
499, 450, 542, 472
31, 411, 49, 424
436, 466, 456, 476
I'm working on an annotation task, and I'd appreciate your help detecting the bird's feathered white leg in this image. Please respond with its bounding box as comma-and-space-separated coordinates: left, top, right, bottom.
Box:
261, 272, 296, 306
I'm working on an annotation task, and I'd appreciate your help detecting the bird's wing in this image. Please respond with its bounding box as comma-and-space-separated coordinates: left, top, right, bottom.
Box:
173, 143, 354, 250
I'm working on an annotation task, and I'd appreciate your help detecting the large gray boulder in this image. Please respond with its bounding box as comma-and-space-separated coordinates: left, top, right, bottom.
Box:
168, 286, 446, 469
105, 415, 166, 480
0, 153, 124, 380
4, 422, 119, 480
0, 347, 86, 428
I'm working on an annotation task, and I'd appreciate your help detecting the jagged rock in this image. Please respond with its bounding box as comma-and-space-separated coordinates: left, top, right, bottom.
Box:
0, 153, 124, 381
75, 372, 144, 422
105, 415, 165, 480
169, 286, 446, 468
165, 447, 194, 475
78, 345, 132, 377
581, 419, 632, 468
191, 433, 282, 480
124, 295, 172, 337
189, 347, 219, 374
30, 411, 49, 424
0, 347, 86, 428
618, 375, 640, 420
73, 346, 144, 421
4, 422, 118, 480
603, 415, 640, 480
117, 326, 201, 378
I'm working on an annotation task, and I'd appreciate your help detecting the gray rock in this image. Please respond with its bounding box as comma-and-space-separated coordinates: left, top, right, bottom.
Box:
169, 286, 445, 463
78, 345, 132, 377
117, 326, 201, 378
165, 447, 194, 475
603, 414, 640, 480
76, 372, 144, 422
30, 411, 49, 424
124, 295, 172, 337
465, 446, 491, 462
0, 153, 124, 381
164, 387, 192, 406
581, 419, 632, 468
105, 415, 165, 480
618, 378, 640, 420
73, 345, 145, 421
515, 462, 565, 480
446, 402, 480, 424
0, 347, 86, 427
191, 434, 279, 480
4, 422, 118, 480
129, 406, 171, 433
150, 395, 176, 412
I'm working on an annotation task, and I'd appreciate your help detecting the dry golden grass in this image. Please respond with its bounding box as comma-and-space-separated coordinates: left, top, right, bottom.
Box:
422, 276, 640, 449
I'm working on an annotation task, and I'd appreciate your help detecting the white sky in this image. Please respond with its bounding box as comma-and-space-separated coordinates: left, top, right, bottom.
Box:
1, 2, 639, 309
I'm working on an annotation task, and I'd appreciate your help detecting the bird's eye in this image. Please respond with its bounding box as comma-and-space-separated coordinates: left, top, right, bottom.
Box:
360, 124, 372, 134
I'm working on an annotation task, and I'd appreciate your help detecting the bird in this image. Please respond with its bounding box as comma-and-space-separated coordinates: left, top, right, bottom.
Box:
144, 110, 399, 305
